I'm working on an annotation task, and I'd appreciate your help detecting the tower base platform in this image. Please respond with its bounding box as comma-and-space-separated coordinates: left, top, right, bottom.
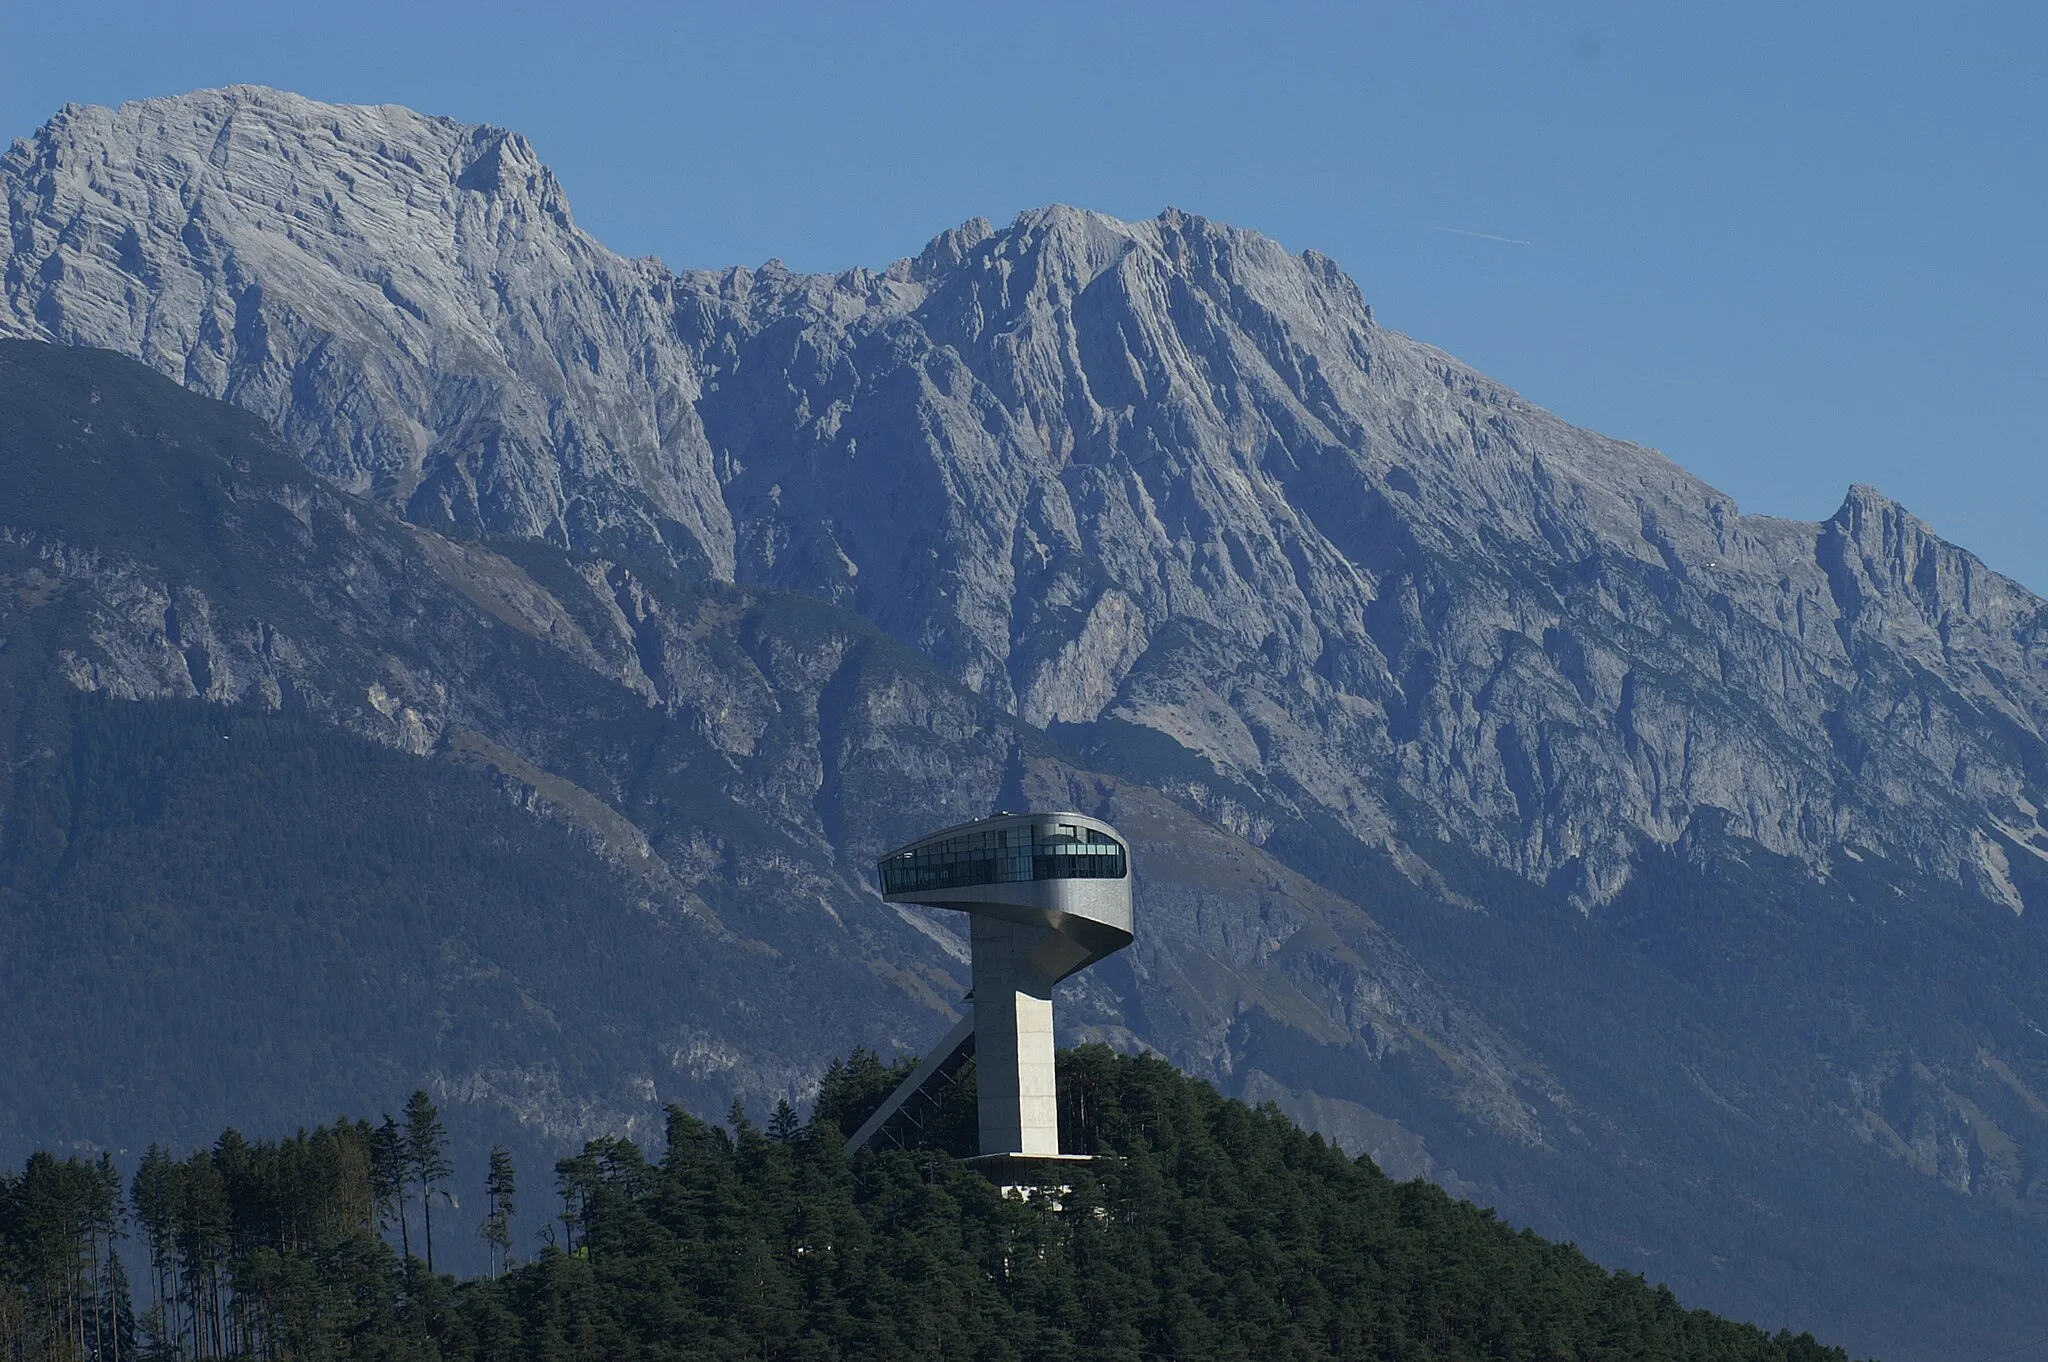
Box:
963, 1152, 1101, 1187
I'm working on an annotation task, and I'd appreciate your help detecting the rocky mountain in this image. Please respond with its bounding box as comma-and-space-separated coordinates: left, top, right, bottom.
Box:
0, 335, 1533, 1260
12, 86, 2048, 915
6, 87, 2048, 1359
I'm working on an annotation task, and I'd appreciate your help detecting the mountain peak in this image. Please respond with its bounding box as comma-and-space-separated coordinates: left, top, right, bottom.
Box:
1820, 480, 2030, 639
902, 214, 994, 281
2, 85, 727, 560
11, 84, 560, 215
1828, 482, 1957, 571
1837, 480, 1904, 513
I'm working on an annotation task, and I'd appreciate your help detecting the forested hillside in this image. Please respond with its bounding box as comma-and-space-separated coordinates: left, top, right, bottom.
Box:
0, 1048, 1859, 1362
0, 692, 713, 1147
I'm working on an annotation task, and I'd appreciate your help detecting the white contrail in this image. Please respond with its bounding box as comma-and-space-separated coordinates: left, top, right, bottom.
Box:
1427, 224, 1532, 245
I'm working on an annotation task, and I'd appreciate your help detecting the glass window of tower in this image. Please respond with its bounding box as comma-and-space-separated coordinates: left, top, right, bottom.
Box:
879, 823, 1127, 894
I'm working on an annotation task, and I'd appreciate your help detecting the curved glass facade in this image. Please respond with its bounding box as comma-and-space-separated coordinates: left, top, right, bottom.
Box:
880, 822, 1127, 895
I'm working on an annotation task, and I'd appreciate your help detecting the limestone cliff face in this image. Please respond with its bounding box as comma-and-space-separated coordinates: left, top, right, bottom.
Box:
11, 87, 2045, 914
680, 210, 2048, 907
2, 87, 732, 563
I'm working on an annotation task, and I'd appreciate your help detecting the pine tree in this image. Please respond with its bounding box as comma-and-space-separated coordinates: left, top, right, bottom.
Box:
175, 1150, 229, 1360
480, 1146, 516, 1276
99, 1241, 135, 1362
768, 1099, 801, 1142
88, 1155, 124, 1362
403, 1091, 452, 1274
129, 1145, 178, 1361
372, 1115, 410, 1266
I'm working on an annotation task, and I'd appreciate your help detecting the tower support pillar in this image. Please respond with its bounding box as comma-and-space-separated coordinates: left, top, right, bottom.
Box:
970, 915, 1061, 1157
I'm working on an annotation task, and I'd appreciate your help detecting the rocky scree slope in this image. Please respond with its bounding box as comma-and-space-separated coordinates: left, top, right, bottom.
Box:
9, 86, 2048, 911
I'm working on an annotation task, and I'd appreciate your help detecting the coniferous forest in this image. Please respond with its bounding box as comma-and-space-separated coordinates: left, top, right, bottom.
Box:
1, 1048, 1859, 1362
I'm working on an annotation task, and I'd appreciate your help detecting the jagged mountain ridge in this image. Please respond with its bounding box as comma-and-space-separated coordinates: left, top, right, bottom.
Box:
10, 86, 2047, 909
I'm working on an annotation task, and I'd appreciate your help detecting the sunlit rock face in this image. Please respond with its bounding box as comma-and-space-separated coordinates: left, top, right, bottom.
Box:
1, 86, 733, 565
9, 84, 2048, 913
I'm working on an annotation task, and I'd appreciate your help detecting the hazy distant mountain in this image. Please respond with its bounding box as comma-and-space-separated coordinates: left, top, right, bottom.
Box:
7, 87, 2048, 1359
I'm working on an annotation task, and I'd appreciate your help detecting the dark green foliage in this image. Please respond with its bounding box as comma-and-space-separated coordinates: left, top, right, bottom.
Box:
0, 1151, 128, 1361
811, 1047, 981, 1161
481, 1148, 517, 1278
372, 1119, 410, 1267
4, 1122, 400, 1361
1, 1052, 1861, 1361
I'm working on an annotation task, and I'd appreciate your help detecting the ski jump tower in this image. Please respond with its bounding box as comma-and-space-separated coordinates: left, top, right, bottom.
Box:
849, 812, 1133, 1175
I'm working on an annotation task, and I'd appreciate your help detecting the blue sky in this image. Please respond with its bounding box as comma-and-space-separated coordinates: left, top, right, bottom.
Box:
7, 1, 2044, 588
